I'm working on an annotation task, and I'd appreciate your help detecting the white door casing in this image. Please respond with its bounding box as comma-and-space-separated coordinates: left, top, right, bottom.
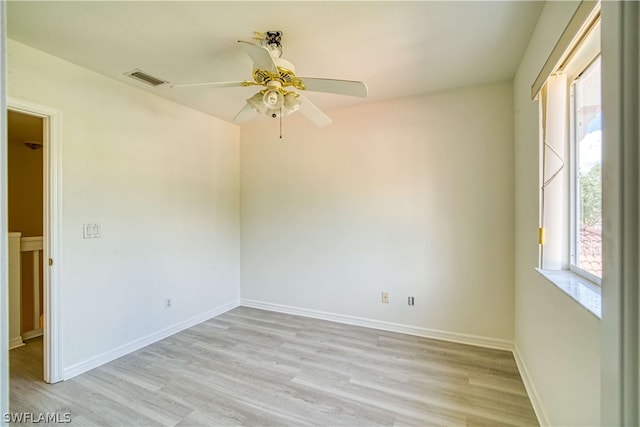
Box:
7, 97, 63, 384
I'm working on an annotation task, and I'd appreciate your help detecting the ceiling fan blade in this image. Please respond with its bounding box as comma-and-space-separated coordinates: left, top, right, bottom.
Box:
298, 77, 368, 97
171, 81, 248, 89
237, 40, 278, 75
233, 103, 257, 124
298, 95, 332, 127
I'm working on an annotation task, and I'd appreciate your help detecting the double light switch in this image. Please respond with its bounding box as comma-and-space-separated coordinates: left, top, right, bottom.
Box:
83, 223, 101, 239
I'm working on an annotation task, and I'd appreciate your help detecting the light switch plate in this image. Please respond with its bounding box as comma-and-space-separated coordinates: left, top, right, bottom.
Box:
83, 223, 101, 239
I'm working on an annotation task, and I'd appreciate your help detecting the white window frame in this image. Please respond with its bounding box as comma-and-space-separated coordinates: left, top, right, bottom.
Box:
566, 39, 602, 286
534, 7, 603, 319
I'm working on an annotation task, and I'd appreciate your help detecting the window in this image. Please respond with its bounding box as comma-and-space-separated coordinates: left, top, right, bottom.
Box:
533, 3, 602, 317
570, 57, 602, 283
538, 19, 602, 282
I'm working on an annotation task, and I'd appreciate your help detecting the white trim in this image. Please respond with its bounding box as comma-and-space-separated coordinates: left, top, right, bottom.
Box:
8, 337, 25, 350
22, 328, 43, 341
63, 299, 240, 380
531, 0, 600, 99
32, 248, 40, 330
513, 345, 549, 427
241, 299, 514, 351
601, 1, 640, 424
536, 268, 601, 318
569, 264, 602, 287
1, 1, 9, 421
7, 97, 64, 384
568, 53, 603, 287
7, 233, 22, 358
20, 236, 43, 252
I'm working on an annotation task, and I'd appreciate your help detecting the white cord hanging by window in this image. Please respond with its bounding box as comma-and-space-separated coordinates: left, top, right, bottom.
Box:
539, 74, 567, 269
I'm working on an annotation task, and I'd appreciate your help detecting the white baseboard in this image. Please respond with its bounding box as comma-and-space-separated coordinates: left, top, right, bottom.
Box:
9, 337, 25, 350
241, 299, 514, 351
22, 328, 43, 341
513, 344, 549, 426
63, 299, 240, 380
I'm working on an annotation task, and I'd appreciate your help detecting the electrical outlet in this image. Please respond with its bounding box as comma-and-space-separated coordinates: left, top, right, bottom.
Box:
381, 292, 389, 303
165, 298, 172, 310
408, 296, 415, 306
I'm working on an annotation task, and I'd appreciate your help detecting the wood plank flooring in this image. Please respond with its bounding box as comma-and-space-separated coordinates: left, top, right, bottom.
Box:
9, 307, 538, 426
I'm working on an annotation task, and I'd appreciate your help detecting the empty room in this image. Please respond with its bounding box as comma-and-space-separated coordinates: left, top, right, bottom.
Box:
1, 1, 638, 426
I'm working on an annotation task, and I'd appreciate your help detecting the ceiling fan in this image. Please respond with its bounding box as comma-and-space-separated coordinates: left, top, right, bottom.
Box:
172, 31, 368, 128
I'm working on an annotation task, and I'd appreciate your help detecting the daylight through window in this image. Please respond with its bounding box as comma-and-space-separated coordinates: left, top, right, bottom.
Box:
571, 57, 602, 281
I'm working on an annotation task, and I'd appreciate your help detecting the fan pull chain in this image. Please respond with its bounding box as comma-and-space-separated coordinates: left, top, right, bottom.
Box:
279, 108, 283, 139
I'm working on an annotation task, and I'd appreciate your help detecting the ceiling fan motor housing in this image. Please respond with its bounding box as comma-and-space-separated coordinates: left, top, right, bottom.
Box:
252, 57, 300, 91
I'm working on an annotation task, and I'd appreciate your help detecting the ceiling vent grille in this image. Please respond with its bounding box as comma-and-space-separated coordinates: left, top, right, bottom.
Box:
124, 69, 168, 87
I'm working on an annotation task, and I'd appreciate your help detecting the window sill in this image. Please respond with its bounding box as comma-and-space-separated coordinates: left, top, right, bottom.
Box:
535, 268, 602, 319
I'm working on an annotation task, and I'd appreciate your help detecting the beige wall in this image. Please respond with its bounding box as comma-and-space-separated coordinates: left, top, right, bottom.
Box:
8, 39, 241, 373
240, 81, 515, 344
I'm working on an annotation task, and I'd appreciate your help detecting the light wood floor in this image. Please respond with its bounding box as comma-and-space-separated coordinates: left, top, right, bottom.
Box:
10, 307, 538, 426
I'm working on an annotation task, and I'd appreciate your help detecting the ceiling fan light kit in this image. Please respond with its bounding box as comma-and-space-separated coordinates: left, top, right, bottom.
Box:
172, 30, 368, 132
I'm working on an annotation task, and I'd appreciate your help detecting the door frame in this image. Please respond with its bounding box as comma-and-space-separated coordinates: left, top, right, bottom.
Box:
1, 1, 9, 420
7, 97, 63, 384
601, 1, 640, 425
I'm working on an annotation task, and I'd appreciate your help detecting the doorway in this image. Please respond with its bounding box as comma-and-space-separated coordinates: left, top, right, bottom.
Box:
7, 110, 44, 364
6, 98, 63, 385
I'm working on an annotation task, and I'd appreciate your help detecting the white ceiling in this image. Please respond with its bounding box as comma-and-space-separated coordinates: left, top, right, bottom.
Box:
7, 1, 544, 124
